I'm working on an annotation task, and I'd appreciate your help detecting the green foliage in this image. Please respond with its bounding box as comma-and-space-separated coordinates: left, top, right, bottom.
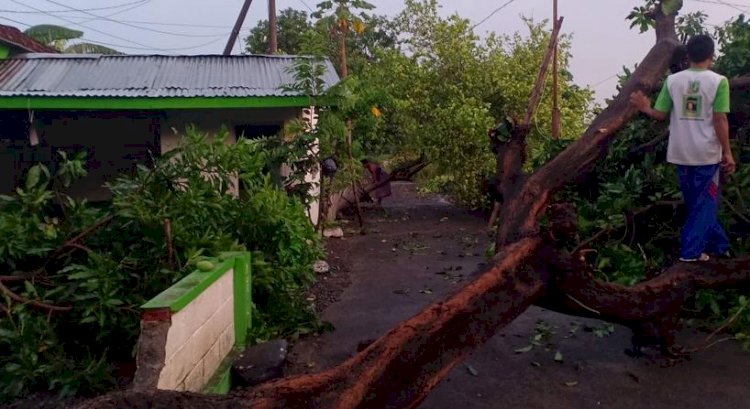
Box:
245, 4, 397, 76
715, 14, 750, 77
626, 0, 683, 31
63, 43, 120, 55
569, 9, 750, 347
246, 8, 313, 54
0, 128, 323, 401
676, 11, 708, 43
24, 24, 83, 50
360, 0, 592, 206
626, 1, 658, 33
23, 24, 120, 54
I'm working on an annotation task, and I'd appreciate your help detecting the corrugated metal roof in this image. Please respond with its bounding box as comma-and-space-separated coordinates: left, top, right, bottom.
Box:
0, 54, 340, 98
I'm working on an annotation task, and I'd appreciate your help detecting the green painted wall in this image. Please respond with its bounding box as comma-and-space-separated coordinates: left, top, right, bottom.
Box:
0, 44, 10, 59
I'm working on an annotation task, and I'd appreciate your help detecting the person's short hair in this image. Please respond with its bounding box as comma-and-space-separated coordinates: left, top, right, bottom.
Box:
686, 34, 715, 63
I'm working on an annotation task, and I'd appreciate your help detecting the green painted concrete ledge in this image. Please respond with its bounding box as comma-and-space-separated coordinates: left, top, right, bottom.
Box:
140, 251, 252, 348
141, 257, 234, 313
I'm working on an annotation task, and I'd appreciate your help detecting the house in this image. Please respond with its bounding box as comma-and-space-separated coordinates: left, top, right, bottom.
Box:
0, 51, 339, 225
0, 24, 59, 57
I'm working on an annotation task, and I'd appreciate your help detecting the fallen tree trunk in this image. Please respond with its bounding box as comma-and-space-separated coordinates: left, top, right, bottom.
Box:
74, 3, 750, 409
323, 158, 428, 222
76, 238, 545, 409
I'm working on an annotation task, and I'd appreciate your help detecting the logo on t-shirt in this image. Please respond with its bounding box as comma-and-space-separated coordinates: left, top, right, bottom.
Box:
689, 80, 701, 93
681, 80, 703, 120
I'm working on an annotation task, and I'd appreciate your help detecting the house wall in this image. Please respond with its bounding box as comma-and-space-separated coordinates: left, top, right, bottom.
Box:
0, 44, 9, 59
162, 108, 321, 225
39, 112, 159, 201
1, 107, 321, 223
0, 111, 158, 200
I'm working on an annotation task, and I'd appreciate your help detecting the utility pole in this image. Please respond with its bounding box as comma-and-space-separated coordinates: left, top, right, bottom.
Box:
268, 0, 278, 53
223, 0, 254, 55
334, 10, 363, 229
551, 0, 562, 139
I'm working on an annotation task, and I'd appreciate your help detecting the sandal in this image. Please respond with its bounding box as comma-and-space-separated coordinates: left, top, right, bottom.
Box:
678, 253, 710, 262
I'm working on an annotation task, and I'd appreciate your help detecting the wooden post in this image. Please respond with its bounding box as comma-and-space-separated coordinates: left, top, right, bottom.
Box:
524, 17, 564, 127
551, 0, 562, 139
223, 0, 254, 55
268, 0, 278, 53
339, 17, 363, 228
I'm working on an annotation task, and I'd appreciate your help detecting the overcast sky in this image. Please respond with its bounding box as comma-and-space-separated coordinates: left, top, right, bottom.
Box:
0, 0, 745, 100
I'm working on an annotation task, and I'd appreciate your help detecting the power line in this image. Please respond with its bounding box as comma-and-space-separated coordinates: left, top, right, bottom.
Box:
591, 74, 618, 88
0, 0, 149, 14
78, 35, 228, 52
11, 0, 166, 51
81, 19, 230, 29
43, 0, 230, 38
471, 0, 518, 30
714, 0, 750, 13
0, 14, 226, 53
689, 0, 750, 10
298, 0, 314, 12
0, 15, 32, 28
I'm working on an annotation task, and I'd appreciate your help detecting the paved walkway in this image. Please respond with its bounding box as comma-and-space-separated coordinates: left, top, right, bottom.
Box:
288, 182, 750, 409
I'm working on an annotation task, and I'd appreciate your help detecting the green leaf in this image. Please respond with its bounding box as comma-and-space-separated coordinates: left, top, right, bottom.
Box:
80, 316, 97, 324
0, 328, 16, 338
24, 24, 83, 45
554, 350, 564, 363
64, 43, 121, 55
23, 281, 37, 297
514, 345, 533, 353
26, 165, 41, 190
661, 0, 683, 16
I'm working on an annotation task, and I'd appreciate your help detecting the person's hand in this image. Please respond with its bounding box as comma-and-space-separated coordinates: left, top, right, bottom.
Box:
629, 91, 651, 112
721, 152, 737, 175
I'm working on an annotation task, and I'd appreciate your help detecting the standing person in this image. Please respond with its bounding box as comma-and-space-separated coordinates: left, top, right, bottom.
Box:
630, 34, 736, 262
361, 158, 392, 205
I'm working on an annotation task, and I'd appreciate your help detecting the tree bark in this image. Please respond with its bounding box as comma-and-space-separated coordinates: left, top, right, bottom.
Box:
495, 9, 678, 246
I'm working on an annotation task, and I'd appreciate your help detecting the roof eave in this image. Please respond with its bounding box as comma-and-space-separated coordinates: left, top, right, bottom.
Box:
0, 95, 337, 110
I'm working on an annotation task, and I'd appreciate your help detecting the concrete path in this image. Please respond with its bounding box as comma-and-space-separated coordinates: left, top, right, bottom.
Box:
287, 182, 750, 409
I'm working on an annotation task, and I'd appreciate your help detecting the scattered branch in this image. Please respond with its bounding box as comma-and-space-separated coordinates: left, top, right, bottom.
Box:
572, 200, 682, 253
0, 280, 72, 312
51, 214, 115, 259
628, 130, 668, 155
164, 219, 175, 270
704, 298, 749, 344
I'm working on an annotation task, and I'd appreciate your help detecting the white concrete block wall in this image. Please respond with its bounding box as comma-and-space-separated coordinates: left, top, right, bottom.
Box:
157, 270, 236, 391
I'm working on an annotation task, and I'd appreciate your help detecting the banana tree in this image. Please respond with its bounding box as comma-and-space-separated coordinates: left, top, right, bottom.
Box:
24, 24, 120, 54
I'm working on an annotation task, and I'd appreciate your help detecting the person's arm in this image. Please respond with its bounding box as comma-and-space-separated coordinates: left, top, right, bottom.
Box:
714, 77, 736, 174
365, 163, 377, 180
630, 81, 672, 121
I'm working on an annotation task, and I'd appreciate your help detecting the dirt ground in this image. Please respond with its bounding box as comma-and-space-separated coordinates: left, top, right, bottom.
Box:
286, 182, 750, 409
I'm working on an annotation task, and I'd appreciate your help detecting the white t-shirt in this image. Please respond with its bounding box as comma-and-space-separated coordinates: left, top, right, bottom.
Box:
654, 68, 731, 166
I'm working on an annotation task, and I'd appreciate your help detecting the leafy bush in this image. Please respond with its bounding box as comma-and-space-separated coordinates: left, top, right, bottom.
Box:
0, 128, 323, 401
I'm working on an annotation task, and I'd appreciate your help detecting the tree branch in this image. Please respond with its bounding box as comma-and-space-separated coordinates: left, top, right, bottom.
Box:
0, 280, 72, 312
